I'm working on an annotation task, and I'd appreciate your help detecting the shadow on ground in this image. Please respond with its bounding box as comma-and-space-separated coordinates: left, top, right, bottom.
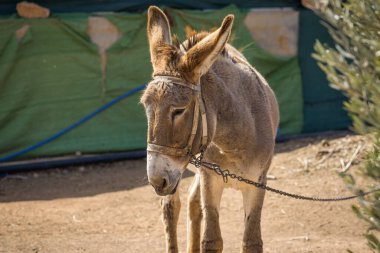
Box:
0, 131, 352, 203
0, 159, 194, 203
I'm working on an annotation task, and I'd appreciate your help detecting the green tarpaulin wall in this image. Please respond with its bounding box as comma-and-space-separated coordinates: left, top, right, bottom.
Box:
0, 0, 302, 14
0, 5, 317, 160
298, 9, 350, 133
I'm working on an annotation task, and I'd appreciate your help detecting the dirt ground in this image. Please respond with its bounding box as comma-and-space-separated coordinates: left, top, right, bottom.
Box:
0, 133, 375, 253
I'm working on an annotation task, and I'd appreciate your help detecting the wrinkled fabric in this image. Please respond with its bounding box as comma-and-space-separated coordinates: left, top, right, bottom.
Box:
0, 6, 303, 159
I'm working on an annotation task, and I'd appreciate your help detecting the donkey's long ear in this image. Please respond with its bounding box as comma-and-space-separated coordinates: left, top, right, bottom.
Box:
180, 15, 234, 82
147, 6, 172, 68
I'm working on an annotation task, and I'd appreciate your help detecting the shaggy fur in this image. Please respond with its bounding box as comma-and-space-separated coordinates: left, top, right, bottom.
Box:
142, 6, 279, 253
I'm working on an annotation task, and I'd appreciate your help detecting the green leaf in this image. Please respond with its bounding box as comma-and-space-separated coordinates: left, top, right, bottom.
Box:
312, 0, 380, 252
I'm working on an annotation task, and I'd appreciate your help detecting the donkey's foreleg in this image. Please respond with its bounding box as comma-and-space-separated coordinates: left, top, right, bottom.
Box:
187, 174, 202, 253
240, 186, 266, 253
161, 189, 181, 253
200, 172, 224, 253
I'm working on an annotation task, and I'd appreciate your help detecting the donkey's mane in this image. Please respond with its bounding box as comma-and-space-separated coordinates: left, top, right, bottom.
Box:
155, 31, 229, 68
173, 32, 207, 52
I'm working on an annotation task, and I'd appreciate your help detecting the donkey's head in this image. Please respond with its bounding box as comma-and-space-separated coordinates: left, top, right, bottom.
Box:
141, 6, 234, 196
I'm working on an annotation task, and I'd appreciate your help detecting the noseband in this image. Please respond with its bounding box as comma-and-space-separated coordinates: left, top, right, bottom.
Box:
146, 75, 208, 157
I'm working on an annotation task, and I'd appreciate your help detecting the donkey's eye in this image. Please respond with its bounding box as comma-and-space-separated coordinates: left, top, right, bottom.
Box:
172, 108, 185, 120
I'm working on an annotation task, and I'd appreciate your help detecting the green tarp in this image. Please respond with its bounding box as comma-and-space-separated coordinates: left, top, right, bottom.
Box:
298, 9, 350, 133
0, 0, 301, 15
0, 5, 303, 159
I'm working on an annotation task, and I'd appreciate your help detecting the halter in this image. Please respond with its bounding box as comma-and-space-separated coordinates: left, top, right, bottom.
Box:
146, 75, 208, 157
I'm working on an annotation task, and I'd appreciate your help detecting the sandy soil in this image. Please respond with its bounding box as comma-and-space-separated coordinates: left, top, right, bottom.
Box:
0, 133, 374, 253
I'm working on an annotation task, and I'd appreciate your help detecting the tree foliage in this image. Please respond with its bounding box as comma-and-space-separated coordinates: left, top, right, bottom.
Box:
312, 0, 380, 251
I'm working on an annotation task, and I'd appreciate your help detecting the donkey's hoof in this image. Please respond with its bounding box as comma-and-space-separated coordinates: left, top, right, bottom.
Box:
201, 239, 223, 253
186, 248, 200, 253
240, 242, 263, 253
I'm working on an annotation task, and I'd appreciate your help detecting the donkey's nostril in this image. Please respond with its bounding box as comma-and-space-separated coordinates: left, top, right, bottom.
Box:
161, 178, 167, 189
149, 176, 168, 192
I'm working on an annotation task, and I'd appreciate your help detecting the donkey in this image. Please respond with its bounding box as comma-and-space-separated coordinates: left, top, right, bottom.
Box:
141, 6, 279, 253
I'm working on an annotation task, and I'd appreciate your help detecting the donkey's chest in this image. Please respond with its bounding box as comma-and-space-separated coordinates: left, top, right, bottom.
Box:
193, 145, 267, 190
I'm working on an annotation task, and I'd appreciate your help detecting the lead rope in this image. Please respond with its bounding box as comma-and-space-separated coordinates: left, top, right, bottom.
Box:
189, 151, 380, 202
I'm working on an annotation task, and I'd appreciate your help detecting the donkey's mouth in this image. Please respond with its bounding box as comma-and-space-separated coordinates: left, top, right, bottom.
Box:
152, 177, 181, 196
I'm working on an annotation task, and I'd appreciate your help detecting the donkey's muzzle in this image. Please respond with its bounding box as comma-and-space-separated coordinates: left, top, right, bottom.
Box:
146, 151, 184, 196
150, 175, 168, 195
148, 171, 180, 196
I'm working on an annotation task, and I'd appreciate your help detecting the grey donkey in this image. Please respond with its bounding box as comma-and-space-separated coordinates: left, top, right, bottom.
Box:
140, 6, 279, 253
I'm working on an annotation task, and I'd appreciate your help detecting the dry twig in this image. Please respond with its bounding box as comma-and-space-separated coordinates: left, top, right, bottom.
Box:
340, 144, 363, 173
